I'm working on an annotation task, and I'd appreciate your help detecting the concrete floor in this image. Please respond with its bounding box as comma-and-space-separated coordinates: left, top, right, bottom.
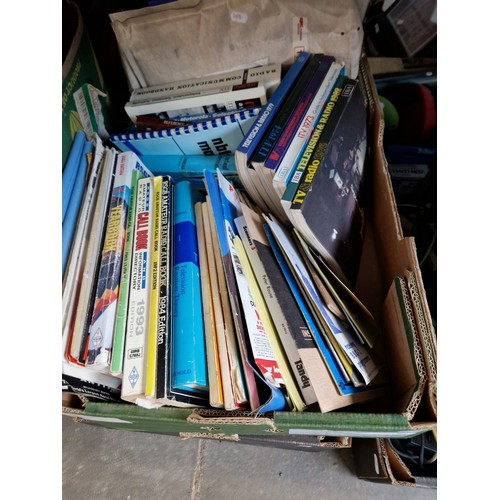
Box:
62, 416, 436, 499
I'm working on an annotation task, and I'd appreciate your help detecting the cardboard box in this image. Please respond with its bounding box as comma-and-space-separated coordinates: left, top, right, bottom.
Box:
62, 55, 436, 445
352, 437, 437, 489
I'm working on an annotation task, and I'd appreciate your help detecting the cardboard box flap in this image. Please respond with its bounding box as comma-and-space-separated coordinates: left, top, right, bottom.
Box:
273, 411, 426, 438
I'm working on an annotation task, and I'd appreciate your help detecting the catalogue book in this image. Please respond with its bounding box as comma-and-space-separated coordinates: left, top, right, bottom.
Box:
283, 80, 368, 288
86, 152, 153, 373
124, 84, 267, 123
128, 63, 281, 104
121, 177, 155, 403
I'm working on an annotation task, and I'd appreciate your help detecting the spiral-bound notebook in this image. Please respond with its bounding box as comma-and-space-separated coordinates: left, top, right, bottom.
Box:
109, 108, 261, 157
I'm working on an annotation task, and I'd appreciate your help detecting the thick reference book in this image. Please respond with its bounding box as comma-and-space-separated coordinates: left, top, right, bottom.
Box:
121, 177, 155, 403
153, 176, 175, 402
285, 80, 368, 288
129, 63, 281, 104
86, 152, 153, 373
138, 180, 208, 409
234, 51, 310, 211
170, 181, 209, 397
144, 176, 163, 398
109, 108, 261, 157
124, 84, 267, 122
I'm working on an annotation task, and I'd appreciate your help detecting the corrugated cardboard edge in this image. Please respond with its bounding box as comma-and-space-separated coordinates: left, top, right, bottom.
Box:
179, 432, 240, 442
352, 437, 418, 487
317, 436, 351, 448
358, 54, 436, 424
380, 438, 416, 487
186, 408, 279, 432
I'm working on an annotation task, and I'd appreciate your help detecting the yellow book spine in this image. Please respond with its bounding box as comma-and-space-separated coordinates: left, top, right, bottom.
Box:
145, 176, 162, 398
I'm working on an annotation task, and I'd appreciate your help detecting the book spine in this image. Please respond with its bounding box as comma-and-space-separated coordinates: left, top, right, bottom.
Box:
63, 138, 105, 363
144, 176, 163, 398
109, 169, 141, 375
121, 177, 155, 402
62, 130, 86, 221
135, 115, 190, 131
272, 66, 345, 191
62, 139, 93, 276
86, 152, 135, 371
203, 169, 253, 409
68, 148, 117, 366
264, 56, 337, 172
236, 51, 310, 159
195, 201, 224, 408
202, 199, 241, 410
172, 107, 257, 123
125, 85, 267, 122
251, 54, 324, 167
280, 77, 349, 209
129, 63, 281, 104
171, 181, 208, 392
290, 79, 356, 210
155, 176, 173, 399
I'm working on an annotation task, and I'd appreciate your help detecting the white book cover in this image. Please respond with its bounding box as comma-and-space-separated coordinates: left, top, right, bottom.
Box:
121, 177, 155, 402
129, 63, 281, 104
124, 85, 267, 122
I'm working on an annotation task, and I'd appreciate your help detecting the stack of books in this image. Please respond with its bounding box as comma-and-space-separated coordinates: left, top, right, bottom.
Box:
62, 53, 388, 414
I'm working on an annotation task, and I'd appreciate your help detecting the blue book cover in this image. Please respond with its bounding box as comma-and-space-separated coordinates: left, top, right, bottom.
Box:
235, 51, 310, 164
62, 139, 93, 276
204, 170, 286, 413
171, 181, 208, 393
62, 130, 86, 222
250, 53, 324, 169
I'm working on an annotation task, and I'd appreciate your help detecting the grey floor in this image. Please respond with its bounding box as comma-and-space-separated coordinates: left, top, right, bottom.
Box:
62, 416, 436, 499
